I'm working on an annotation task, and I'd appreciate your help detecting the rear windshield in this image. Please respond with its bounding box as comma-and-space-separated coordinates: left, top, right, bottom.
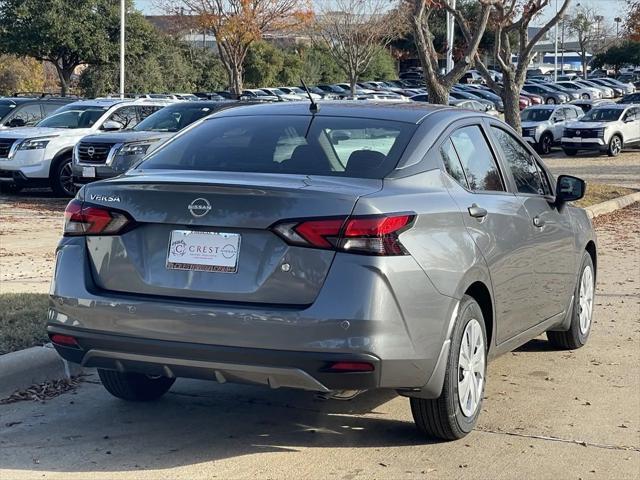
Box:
139, 115, 416, 179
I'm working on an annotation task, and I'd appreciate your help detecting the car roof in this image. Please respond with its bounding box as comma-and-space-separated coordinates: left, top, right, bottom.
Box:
63, 98, 167, 108
0, 97, 72, 105
592, 103, 628, 110
209, 100, 457, 124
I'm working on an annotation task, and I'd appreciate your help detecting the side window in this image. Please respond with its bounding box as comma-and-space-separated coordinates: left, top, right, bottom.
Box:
42, 103, 64, 117
553, 109, 566, 121
106, 106, 138, 129
564, 108, 578, 120
449, 125, 505, 192
491, 127, 547, 195
137, 106, 162, 122
12, 104, 43, 126
440, 138, 467, 187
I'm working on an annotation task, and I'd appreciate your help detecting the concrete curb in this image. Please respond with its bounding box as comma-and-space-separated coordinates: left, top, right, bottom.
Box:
584, 191, 640, 219
0, 344, 83, 399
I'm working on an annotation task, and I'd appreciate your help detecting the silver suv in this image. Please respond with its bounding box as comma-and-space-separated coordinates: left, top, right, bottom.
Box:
562, 104, 640, 156
521, 104, 583, 154
49, 103, 596, 441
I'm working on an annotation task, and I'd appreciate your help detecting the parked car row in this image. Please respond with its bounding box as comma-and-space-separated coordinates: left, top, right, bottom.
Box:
520, 102, 640, 157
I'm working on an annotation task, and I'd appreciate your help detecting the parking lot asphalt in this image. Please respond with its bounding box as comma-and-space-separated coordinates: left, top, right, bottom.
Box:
545, 148, 640, 189
0, 188, 639, 479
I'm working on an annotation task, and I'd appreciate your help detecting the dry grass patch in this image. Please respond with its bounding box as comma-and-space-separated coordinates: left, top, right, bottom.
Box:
0, 293, 49, 355
575, 183, 637, 208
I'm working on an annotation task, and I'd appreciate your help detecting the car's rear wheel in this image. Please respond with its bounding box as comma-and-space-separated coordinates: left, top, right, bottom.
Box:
563, 147, 578, 156
607, 135, 622, 157
536, 132, 554, 155
50, 155, 77, 197
547, 252, 595, 350
410, 295, 487, 440
98, 369, 176, 401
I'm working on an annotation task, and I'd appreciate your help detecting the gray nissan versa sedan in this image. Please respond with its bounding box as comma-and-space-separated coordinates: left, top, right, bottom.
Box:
48, 102, 597, 440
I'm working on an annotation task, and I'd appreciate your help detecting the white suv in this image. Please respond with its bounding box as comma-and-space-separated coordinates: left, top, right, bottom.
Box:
561, 104, 640, 157
0, 98, 169, 195
520, 104, 584, 154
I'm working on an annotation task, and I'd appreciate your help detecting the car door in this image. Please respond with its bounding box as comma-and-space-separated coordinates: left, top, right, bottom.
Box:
488, 123, 577, 325
439, 122, 538, 343
621, 107, 640, 144
549, 108, 566, 141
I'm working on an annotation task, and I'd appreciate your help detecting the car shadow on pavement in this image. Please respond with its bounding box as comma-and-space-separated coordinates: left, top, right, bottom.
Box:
0, 376, 438, 473
515, 338, 558, 353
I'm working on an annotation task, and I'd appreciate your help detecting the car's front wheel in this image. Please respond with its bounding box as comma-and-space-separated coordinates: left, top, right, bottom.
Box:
98, 369, 176, 401
546, 97, 556, 104
607, 135, 623, 157
50, 156, 77, 197
547, 252, 595, 349
582, 93, 590, 99
410, 295, 487, 440
536, 132, 554, 155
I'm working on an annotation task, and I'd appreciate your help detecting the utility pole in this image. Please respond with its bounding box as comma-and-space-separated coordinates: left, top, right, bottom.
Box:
615, 17, 621, 38
120, 0, 125, 99
446, 0, 456, 73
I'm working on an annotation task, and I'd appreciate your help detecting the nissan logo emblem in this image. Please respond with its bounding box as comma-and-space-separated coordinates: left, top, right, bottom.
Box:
188, 198, 212, 218
87, 146, 95, 157
576, 130, 580, 135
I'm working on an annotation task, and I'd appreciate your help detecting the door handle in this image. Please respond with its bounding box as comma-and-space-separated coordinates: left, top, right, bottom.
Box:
468, 204, 488, 219
533, 216, 545, 228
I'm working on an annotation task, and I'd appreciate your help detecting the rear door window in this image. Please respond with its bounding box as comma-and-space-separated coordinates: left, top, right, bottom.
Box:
11, 103, 43, 126
448, 125, 505, 192
140, 115, 416, 179
106, 106, 139, 129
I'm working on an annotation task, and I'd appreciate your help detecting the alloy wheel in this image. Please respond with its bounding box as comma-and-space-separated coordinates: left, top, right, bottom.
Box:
458, 318, 485, 418
611, 137, 622, 155
59, 161, 77, 197
579, 265, 594, 334
541, 135, 552, 154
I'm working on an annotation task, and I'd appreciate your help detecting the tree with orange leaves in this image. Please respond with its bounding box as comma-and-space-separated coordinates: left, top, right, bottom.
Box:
166, 0, 312, 94
626, 1, 640, 41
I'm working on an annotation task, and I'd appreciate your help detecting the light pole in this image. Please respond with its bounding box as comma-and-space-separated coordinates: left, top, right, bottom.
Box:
120, 0, 125, 99
446, 0, 456, 73
554, 0, 559, 81
615, 17, 621, 38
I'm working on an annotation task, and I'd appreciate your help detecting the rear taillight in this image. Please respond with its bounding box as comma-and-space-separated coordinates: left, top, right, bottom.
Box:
63, 199, 131, 236
272, 214, 414, 256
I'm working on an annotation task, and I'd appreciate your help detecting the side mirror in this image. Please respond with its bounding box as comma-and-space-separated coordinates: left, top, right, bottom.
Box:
101, 120, 124, 131
555, 175, 585, 204
7, 118, 26, 128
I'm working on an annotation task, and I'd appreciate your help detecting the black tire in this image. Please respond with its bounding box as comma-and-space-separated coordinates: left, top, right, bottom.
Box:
50, 155, 77, 197
98, 369, 175, 401
547, 252, 595, 350
607, 135, 622, 157
563, 148, 578, 156
581, 93, 590, 100
536, 132, 554, 155
410, 295, 488, 440
0, 183, 23, 194
546, 97, 556, 104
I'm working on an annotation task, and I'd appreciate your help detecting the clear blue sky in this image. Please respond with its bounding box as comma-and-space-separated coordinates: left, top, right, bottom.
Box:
134, 0, 629, 29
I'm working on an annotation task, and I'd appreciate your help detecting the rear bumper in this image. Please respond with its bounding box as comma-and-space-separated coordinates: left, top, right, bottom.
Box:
48, 326, 380, 391
48, 237, 457, 394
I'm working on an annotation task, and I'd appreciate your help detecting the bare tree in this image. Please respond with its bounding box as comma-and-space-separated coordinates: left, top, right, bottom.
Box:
164, 0, 312, 94
408, 0, 499, 105
567, 7, 611, 79
472, 0, 571, 131
313, 0, 405, 96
